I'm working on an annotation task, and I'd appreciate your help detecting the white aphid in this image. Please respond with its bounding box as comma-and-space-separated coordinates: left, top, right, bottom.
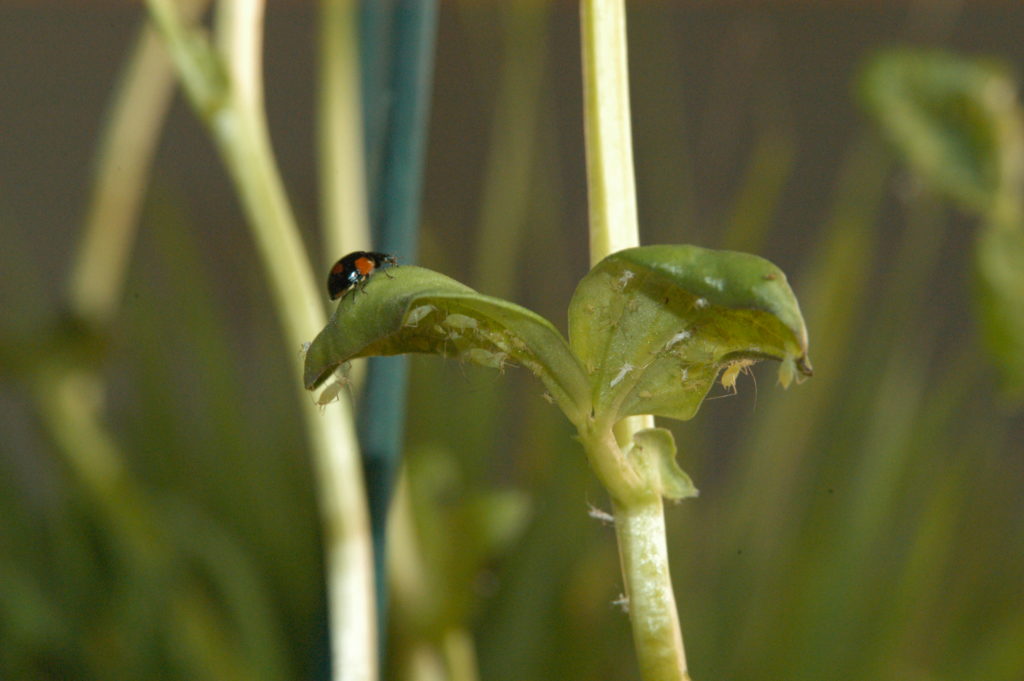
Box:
587, 504, 615, 525
703, 276, 725, 291
609, 363, 635, 388
664, 330, 691, 350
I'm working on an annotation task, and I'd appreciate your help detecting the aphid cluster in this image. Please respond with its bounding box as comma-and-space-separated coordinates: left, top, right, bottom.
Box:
404, 303, 524, 375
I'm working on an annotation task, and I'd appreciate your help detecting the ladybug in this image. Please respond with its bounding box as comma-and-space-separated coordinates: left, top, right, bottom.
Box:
327, 251, 398, 301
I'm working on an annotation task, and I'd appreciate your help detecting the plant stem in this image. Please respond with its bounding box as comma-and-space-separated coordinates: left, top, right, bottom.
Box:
318, 0, 370, 264
58, 0, 210, 548
145, 1, 376, 679
580, 0, 640, 266
579, 1, 691, 679
613, 498, 691, 681
69, 0, 210, 327
32, 365, 163, 568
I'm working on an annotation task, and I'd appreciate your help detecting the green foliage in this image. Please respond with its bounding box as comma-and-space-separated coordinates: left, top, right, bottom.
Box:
303, 265, 590, 422
6, 7, 1024, 681
569, 245, 811, 424
860, 49, 1021, 212
862, 48, 1024, 398
304, 246, 810, 433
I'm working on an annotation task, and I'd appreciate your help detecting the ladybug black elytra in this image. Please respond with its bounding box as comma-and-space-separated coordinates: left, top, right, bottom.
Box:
327, 251, 398, 301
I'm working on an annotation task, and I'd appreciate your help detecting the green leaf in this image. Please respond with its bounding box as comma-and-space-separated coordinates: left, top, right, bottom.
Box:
568, 245, 811, 424
860, 49, 1024, 214
303, 266, 590, 422
625, 428, 697, 501
861, 49, 1024, 402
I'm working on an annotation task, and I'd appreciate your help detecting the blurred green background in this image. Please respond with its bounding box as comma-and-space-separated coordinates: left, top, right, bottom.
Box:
2, 2, 1023, 681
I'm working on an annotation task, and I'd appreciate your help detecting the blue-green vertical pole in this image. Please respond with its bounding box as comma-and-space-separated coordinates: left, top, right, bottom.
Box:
357, 0, 438, 665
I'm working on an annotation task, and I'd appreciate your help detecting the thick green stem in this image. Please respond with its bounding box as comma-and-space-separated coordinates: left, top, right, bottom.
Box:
576, 423, 690, 680
577, 423, 645, 506
580, 0, 640, 266
580, 1, 691, 679
613, 498, 691, 681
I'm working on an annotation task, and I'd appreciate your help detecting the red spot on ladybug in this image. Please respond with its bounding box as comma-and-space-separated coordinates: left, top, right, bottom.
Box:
354, 256, 375, 276
326, 251, 398, 301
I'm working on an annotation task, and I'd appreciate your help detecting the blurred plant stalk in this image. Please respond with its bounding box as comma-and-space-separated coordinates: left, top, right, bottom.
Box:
580, 0, 690, 679
143, 0, 376, 679
69, 0, 208, 326
37, 0, 290, 675
53, 0, 211, 557
318, 0, 370, 266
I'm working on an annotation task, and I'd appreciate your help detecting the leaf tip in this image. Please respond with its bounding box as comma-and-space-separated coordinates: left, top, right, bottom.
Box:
778, 354, 813, 388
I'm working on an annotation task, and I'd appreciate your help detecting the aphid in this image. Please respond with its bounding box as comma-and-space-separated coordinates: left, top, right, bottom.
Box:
664, 329, 691, 351
587, 503, 615, 525
314, 363, 353, 409
327, 251, 398, 301
404, 304, 436, 327
703, 275, 725, 291
609, 362, 635, 388
315, 380, 348, 409
443, 313, 479, 331
464, 348, 512, 373
720, 359, 757, 394
615, 269, 635, 291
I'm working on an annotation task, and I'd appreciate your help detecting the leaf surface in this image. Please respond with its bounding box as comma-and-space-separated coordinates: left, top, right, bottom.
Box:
303, 266, 590, 421
568, 245, 811, 423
